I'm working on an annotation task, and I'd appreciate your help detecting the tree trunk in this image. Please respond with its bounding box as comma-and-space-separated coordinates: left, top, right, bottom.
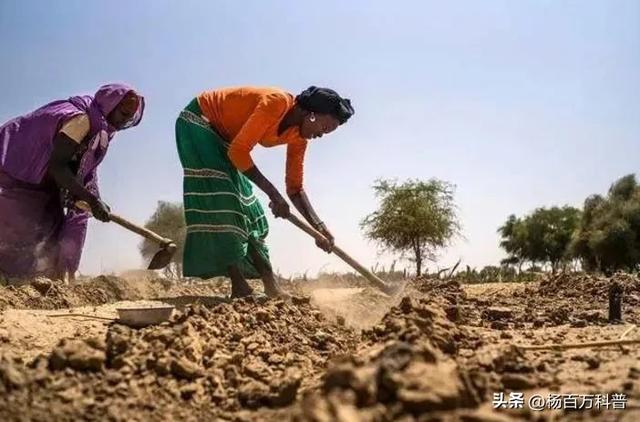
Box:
414, 240, 423, 277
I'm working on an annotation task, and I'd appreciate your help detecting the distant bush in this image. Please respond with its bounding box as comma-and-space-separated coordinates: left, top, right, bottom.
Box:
570, 174, 640, 274
498, 206, 581, 274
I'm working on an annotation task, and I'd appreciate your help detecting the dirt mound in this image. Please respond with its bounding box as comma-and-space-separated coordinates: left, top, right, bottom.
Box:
533, 273, 640, 326
0, 276, 145, 311
3, 273, 640, 421
292, 284, 487, 420
461, 345, 554, 401
460, 273, 640, 328
0, 275, 233, 312
538, 272, 640, 300
0, 296, 359, 421
296, 341, 480, 421
411, 277, 467, 299
364, 296, 463, 355
410, 277, 480, 323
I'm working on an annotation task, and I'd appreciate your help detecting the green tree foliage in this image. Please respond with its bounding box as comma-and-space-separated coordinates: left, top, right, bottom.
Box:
498, 206, 581, 273
570, 174, 640, 273
139, 201, 186, 279
497, 215, 528, 271
360, 178, 461, 276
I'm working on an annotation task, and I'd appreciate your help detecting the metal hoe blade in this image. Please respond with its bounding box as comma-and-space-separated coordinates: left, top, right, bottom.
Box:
147, 242, 178, 270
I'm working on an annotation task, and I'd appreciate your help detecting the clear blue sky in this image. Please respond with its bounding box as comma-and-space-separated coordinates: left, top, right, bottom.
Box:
1, 1, 638, 276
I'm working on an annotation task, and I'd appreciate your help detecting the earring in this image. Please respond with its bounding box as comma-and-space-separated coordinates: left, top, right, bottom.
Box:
309, 113, 316, 122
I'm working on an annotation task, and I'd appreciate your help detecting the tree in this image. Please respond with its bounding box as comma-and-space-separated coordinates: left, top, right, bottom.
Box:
360, 178, 461, 276
570, 174, 640, 274
497, 215, 527, 272
498, 206, 580, 274
526, 206, 581, 273
570, 195, 606, 271
139, 201, 186, 279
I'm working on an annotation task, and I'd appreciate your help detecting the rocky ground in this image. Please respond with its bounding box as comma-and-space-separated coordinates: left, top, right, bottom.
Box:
1, 272, 639, 421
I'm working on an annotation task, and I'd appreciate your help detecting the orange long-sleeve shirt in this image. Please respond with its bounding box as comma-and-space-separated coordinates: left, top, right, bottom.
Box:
197, 87, 308, 195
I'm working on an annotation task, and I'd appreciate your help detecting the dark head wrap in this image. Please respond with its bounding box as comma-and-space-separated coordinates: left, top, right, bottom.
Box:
295, 86, 354, 124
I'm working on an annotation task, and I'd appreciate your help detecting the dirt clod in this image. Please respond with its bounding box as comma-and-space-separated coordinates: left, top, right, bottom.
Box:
484, 307, 513, 321
49, 338, 105, 372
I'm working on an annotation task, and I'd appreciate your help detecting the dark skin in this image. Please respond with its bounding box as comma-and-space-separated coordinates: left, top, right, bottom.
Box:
47, 92, 140, 222
229, 105, 341, 298
107, 92, 140, 130
243, 104, 339, 250
229, 241, 282, 298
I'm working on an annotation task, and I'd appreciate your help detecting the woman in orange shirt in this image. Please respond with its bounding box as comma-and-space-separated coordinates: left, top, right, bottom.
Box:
175, 86, 354, 298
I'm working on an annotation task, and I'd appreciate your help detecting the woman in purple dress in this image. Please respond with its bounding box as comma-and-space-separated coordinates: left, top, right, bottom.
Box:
0, 83, 145, 281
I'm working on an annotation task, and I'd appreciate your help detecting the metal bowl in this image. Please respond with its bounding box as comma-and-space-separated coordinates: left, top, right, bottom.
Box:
116, 306, 174, 328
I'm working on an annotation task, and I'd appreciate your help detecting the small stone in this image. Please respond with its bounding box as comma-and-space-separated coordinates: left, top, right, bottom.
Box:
291, 296, 311, 306
585, 356, 600, 370
312, 330, 331, 349
533, 319, 545, 328
49, 339, 105, 372
0, 363, 26, 388
578, 310, 601, 322
270, 368, 302, 406
484, 307, 513, 321
490, 321, 508, 330
105, 370, 123, 385
311, 310, 323, 321
255, 309, 271, 322
170, 358, 203, 381
237, 380, 270, 409
57, 386, 82, 403
571, 319, 587, 328
244, 359, 272, 381
501, 373, 536, 390
399, 297, 415, 313
445, 305, 460, 322
85, 336, 106, 351
151, 328, 175, 344
179, 382, 202, 400
267, 354, 284, 365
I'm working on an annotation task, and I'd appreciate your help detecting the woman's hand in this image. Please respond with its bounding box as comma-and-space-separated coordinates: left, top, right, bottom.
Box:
75, 198, 112, 222
269, 193, 291, 218
89, 198, 111, 222
242, 166, 290, 218
314, 221, 334, 253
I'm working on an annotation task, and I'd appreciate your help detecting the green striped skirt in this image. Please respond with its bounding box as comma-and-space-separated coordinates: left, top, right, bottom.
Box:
175, 99, 270, 279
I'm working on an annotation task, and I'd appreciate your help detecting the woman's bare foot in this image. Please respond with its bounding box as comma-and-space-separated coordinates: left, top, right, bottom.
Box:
262, 279, 290, 298
231, 284, 254, 299
229, 265, 254, 298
